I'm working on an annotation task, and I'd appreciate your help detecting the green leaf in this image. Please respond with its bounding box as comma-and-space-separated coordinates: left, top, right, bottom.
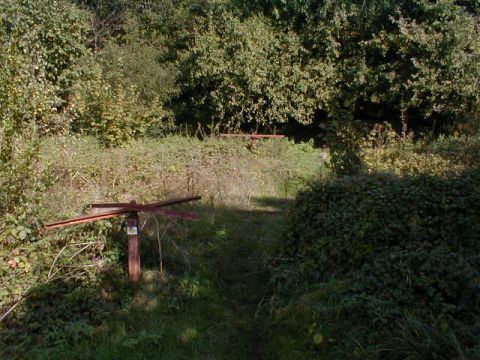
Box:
313, 333, 324, 345
19, 230, 27, 240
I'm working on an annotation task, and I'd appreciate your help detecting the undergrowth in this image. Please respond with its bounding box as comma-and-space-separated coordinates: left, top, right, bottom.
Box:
4, 129, 479, 359
0, 135, 325, 359
268, 129, 480, 359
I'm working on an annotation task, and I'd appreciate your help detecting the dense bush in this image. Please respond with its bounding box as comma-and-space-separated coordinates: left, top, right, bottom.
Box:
71, 60, 166, 147
2, 0, 480, 141
0, 0, 57, 274
1, 0, 90, 99
270, 171, 480, 359
244, 0, 480, 131
177, 10, 335, 132
0, 1, 123, 337
0, 2, 64, 140
359, 125, 466, 177
329, 122, 480, 177
3, 0, 479, 140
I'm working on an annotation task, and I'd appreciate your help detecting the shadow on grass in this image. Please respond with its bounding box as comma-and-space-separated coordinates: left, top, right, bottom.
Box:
250, 197, 292, 211
1, 197, 293, 360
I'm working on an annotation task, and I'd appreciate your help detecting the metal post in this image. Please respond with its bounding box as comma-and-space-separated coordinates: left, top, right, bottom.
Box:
44, 196, 201, 283
127, 211, 140, 282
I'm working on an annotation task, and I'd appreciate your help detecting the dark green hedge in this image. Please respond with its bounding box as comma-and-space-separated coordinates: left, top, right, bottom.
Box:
271, 171, 480, 358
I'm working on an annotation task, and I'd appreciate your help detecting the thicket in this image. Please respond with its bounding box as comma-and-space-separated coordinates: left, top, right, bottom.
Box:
250, 0, 480, 131
329, 122, 480, 177
180, 0, 480, 133
267, 124, 480, 358
270, 166, 480, 359
2, 0, 479, 143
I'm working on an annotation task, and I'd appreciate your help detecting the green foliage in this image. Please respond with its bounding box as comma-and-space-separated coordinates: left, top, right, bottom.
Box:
3, 0, 480, 357
0, 138, 119, 342
4, 0, 479, 136
93, 25, 180, 138
0, 134, 322, 359
0, 13, 58, 141
361, 128, 463, 177
328, 122, 365, 176
247, 0, 480, 131
271, 170, 480, 358
328, 121, 480, 178
37, 135, 325, 209
72, 61, 165, 147
98, 39, 178, 106
0, 1, 59, 311
178, 10, 336, 131
425, 133, 480, 171
0, 0, 92, 138
0, 0, 90, 94
2, 0, 480, 140
362, 0, 480, 129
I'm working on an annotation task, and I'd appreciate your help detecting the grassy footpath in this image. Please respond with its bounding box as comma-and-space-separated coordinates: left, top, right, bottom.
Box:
1, 136, 327, 359
32, 206, 286, 359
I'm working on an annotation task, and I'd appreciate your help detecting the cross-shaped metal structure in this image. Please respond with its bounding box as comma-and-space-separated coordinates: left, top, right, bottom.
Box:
45, 195, 201, 282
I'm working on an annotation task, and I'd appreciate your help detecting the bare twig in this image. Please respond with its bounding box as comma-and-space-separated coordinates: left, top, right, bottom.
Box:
48, 244, 69, 279
1, 241, 103, 323
0, 286, 31, 322
48, 241, 99, 280
152, 215, 171, 274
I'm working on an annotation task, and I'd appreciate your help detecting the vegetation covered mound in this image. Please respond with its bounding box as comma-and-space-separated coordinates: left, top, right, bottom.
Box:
271, 170, 480, 359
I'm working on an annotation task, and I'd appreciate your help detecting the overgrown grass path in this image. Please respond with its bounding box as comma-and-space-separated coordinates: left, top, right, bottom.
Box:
2, 137, 325, 359
41, 200, 287, 359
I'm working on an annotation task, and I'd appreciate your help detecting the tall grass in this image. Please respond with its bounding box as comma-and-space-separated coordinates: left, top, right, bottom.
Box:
1, 135, 327, 359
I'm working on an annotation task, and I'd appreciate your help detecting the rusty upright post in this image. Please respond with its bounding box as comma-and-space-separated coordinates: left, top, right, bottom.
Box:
126, 210, 140, 282
44, 195, 202, 283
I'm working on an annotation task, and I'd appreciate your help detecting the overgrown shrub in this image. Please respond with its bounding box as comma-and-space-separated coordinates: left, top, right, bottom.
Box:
0, 6, 61, 141
1, 1, 57, 311
251, 0, 480, 131
330, 122, 480, 177
360, 125, 464, 177
177, 10, 336, 132
270, 171, 480, 359
0, 0, 91, 101
72, 61, 165, 147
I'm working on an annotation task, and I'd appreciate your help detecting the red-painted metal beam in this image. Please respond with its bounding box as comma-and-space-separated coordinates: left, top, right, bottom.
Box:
154, 209, 200, 221
90, 203, 158, 213
90, 203, 201, 220
45, 196, 201, 230
219, 134, 285, 139
148, 195, 202, 208
44, 209, 128, 230
44, 195, 201, 283
90, 195, 202, 210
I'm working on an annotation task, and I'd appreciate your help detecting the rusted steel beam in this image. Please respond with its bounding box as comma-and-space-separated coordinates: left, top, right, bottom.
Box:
44, 207, 198, 229
219, 134, 285, 139
90, 195, 202, 210
127, 212, 141, 282
44, 209, 128, 230
154, 209, 200, 221
44, 195, 201, 284
149, 195, 202, 208
90, 203, 156, 212
89, 205, 200, 220
45, 196, 202, 230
